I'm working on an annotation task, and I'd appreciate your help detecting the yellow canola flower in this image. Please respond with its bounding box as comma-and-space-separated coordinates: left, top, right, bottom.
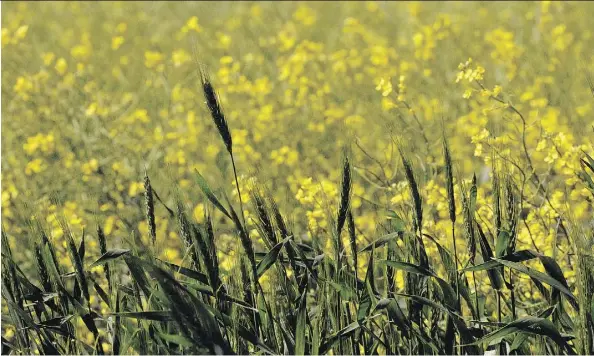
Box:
111, 36, 124, 50
294, 5, 317, 26
172, 49, 190, 67
13, 25, 29, 41
25, 158, 46, 176
144, 51, 164, 71
128, 181, 144, 197
55, 58, 68, 75
185, 16, 202, 32
116, 22, 127, 33
193, 203, 206, 223
1, 28, 10, 47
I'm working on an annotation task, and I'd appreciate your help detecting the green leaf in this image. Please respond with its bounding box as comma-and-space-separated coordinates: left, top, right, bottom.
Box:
157, 332, 196, 348
476, 221, 503, 290
111, 311, 173, 322
89, 249, 130, 268
357, 245, 376, 321
509, 332, 531, 354
204, 304, 276, 355
469, 316, 569, 350
462, 249, 540, 272
537, 255, 577, 310
320, 320, 362, 354
396, 292, 477, 351
359, 232, 401, 253
257, 237, 290, 277
288, 239, 319, 283
156, 259, 209, 284
194, 169, 232, 219
125, 255, 232, 354
378, 260, 434, 277
509, 306, 557, 354
495, 230, 511, 258
295, 290, 307, 355
328, 280, 357, 300
590, 298, 594, 326
424, 234, 455, 279
494, 258, 578, 306
374, 298, 410, 339
386, 210, 407, 231
379, 259, 458, 310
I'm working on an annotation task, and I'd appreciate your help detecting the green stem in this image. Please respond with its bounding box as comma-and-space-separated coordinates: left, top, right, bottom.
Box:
452, 223, 460, 308
471, 270, 480, 323
451, 222, 461, 354
230, 153, 247, 229
510, 269, 517, 319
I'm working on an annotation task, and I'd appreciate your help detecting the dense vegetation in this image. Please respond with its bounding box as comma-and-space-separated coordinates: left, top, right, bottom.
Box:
2, 2, 593, 355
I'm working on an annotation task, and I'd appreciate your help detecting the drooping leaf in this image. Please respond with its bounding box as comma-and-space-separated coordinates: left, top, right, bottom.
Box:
111, 311, 173, 322
359, 232, 401, 253
509, 306, 558, 354
374, 298, 410, 339
537, 255, 578, 310
462, 250, 540, 272
257, 237, 290, 277
320, 320, 363, 355
469, 316, 571, 352
379, 260, 458, 310
194, 169, 232, 219
476, 221, 504, 290
89, 249, 130, 268
494, 259, 578, 307
378, 260, 433, 277
156, 259, 209, 284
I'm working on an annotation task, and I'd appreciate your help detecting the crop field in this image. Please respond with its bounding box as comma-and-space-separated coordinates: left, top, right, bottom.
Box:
1, 1, 594, 355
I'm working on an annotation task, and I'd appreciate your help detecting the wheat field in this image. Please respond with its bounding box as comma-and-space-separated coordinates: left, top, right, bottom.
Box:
1, 2, 593, 355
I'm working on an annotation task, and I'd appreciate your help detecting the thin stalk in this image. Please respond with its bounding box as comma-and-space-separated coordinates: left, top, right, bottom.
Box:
230, 154, 247, 229
451, 222, 461, 354
497, 291, 502, 324
509, 269, 517, 319
472, 270, 480, 321
451, 223, 460, 308
497, 291, 505, 355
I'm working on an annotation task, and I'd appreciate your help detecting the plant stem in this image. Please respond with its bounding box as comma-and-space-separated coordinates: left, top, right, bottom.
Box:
497, 291, 505, 355
451, 223, 460, 308
230, 153, 247, 229
472, 270, 480, 321
510, 269, 517, 319
451, 222, 461, 353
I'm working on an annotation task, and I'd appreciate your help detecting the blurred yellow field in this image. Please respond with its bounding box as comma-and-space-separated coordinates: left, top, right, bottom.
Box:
1, 1, 593, 355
